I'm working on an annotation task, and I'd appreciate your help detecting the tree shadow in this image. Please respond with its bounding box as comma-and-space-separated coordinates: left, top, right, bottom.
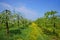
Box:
9, 29, 21, 36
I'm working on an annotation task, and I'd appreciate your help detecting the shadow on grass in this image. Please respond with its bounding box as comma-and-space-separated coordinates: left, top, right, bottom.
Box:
9, 29, 21, 35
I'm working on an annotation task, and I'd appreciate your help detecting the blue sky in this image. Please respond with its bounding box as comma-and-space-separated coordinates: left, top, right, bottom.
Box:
0, 0, 60, 20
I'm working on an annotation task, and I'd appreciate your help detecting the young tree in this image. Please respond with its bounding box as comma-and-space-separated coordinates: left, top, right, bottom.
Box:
45, 11, 58, 35
1, 10, 12, 40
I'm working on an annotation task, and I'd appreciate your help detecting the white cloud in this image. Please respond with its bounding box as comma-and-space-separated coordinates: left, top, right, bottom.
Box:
15, 6, 39, 20
0, 2, 39, 20
0, 2, 13, 11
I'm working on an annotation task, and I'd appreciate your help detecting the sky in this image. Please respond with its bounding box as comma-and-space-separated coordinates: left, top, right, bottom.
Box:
0, 0, 60, 20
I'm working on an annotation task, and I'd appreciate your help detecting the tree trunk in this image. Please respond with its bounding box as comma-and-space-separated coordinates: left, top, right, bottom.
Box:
5, 10, 9, 40
6, 10, 9, 35
6, 20, 9, 35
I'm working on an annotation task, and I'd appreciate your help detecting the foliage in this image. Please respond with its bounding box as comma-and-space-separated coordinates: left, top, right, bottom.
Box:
0, 10, 60, 40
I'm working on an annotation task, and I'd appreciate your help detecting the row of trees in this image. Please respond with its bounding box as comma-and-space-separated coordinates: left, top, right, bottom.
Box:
35, 11, 60, 40
0, 10, 60, 40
